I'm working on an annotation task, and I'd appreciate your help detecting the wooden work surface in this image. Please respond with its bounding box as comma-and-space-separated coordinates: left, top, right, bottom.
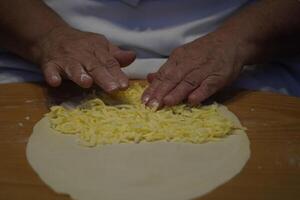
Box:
0, 82, 299, 200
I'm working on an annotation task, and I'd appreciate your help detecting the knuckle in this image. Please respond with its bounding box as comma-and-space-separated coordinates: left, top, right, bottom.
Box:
94, 34, 108, 45
85, 34, 109, 49
157, 69, 180, 83
182, 77, 198, 88
84, 61, 101, 72
104, 58, 119, 69
156, 71, 165, 81
163, 68, 175, 79
147, 73, 157, 81
43, 60, 62, 72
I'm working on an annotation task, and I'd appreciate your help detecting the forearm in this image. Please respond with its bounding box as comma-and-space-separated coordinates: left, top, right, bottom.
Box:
213, 0, 300, 65
0, 0, 68, 61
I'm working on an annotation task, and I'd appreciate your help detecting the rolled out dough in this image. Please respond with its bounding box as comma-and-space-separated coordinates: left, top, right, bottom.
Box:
26, 106, 250, 200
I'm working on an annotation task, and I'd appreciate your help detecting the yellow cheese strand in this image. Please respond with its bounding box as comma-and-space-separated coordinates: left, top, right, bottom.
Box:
47, 83, 238, 147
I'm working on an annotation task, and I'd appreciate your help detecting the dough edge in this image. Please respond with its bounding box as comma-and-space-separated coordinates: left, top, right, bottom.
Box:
26, 105, 250, 200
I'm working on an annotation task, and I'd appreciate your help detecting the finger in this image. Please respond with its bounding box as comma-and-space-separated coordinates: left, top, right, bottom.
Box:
94, 49, 129, 89
42, 62, 62, 87
142, 78, 162, 107
188, 75, 226, 105
82, 56, 120, 92
147, 73, 157, 83
112, 50, 136, 67
163, 69, 206, 106
147, 73, 180, 108
146, 57, 202, 108
109, 44, 136, 67
62, 60, 93, 88
142, 60, 173, 108
148, 60, 200, 108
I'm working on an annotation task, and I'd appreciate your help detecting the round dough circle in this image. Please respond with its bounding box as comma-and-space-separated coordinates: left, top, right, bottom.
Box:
26, 106, 250, 200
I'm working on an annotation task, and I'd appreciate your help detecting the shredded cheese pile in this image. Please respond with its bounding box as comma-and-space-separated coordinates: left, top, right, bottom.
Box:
47, 83, 238, 147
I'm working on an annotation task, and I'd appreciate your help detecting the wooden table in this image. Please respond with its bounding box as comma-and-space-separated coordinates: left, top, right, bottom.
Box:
0, 82, 299, 200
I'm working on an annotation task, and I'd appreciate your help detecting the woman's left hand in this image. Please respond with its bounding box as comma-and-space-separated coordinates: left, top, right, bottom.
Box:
142, 33, 249, 108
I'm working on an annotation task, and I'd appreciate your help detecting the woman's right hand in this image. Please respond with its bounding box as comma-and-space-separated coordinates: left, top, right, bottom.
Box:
31, 26, 136, 92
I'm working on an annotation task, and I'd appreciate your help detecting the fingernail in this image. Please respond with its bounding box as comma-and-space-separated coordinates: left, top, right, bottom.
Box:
148, 99, 159, 110
80, 74, 90, 82
142, 95, 150, 104
52, 75, 59, 81
108, 83, 119, 91
120, 81, 128, 89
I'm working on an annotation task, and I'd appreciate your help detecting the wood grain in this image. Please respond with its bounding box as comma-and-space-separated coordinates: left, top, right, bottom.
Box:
0, 82, 299, 200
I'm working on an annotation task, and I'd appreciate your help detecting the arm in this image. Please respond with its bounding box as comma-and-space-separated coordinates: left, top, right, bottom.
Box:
0, 0, 135, 90
0, 0, 67, 61
142, 0, 300, 108
218, 0, 300, 64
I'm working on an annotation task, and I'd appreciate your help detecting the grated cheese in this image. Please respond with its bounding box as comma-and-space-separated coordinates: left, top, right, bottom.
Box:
47, 83, 240, 147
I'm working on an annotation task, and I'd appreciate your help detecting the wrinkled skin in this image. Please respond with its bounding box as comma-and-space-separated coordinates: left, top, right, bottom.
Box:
32, 26, 136, 92
1, 0, 299, 107
34, 26, 245, 106
142, 33, 245, 108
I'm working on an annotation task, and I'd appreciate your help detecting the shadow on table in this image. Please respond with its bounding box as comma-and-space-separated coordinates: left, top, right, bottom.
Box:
42, 80, 96, 107
203, 87, 249, 106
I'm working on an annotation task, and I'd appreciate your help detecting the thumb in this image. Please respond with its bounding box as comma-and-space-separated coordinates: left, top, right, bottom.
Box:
109, 44, 136, 67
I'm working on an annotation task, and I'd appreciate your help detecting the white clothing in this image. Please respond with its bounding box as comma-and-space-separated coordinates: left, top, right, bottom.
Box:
43, 0, 249, 57
0, 0, 300, 96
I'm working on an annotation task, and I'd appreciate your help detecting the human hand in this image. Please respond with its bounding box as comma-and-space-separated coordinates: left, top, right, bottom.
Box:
31, 26, 136, 92
142, 33, 247, 108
